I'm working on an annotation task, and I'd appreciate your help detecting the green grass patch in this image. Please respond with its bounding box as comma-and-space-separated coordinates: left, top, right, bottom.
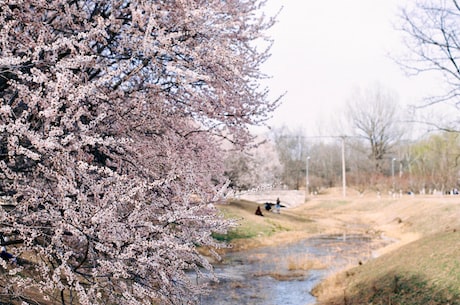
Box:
212, 220, 277, 242
265, 219, 290, 233
213, 199, 313, 243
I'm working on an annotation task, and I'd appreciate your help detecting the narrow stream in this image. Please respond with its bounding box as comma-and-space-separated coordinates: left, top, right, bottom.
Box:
199, 234, 390, 305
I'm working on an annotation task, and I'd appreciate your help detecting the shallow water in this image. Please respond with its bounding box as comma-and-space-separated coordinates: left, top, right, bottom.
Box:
199, 234, 389, 305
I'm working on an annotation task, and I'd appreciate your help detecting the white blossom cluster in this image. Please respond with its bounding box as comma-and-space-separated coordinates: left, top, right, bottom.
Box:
0, 0, 276, 304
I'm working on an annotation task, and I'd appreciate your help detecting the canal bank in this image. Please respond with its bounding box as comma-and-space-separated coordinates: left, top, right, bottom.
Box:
206, 191, 460, 305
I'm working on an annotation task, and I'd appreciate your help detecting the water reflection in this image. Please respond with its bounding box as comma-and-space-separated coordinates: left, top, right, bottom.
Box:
199, 234, 389, 305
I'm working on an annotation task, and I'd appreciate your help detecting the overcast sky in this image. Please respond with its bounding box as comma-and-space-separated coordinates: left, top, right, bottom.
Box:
259, 0, 442, 135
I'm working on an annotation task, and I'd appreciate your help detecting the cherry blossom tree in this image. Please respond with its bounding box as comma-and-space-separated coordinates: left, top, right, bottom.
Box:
0, 1, 278, 304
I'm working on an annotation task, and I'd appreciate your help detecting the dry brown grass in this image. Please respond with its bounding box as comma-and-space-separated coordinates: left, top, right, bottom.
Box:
286, 253, 327, 271
220, 189, 460, 305
302, 191, 460, 305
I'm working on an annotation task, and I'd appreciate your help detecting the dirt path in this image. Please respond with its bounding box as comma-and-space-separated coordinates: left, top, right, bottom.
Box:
293, 190, 460, 255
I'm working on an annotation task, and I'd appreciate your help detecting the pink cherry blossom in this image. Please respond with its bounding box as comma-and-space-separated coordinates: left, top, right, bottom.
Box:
0, 0, 278, 304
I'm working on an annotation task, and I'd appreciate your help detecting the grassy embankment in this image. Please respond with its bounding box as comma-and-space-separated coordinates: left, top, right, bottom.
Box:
215, 189, 460, 305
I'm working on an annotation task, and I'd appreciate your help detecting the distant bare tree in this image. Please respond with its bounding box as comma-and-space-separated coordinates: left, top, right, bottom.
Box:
308, 141, 342, 189
271, 126, 308, 189
347, 84, 403, 173
345, 138, 376, 193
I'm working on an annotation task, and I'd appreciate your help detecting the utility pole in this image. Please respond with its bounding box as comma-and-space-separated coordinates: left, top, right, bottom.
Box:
341, 136, 347, 197
306, 156, 310, 200
280, 134, 352, 198
392, 157, 396, 194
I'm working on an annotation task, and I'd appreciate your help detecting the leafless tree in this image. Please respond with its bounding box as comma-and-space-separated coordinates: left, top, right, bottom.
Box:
346, 84, 403, 173
307, 141, 342, 190
399, 0, 460, 130
345, 138, 376, 193
271, 126, 308, 189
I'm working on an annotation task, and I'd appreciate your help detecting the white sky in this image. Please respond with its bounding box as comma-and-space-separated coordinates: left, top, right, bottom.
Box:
259, 0, 443, 135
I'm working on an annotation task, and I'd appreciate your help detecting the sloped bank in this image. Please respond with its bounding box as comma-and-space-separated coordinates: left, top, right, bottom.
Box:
306, 193, 460, 305
312, 230, 460, 305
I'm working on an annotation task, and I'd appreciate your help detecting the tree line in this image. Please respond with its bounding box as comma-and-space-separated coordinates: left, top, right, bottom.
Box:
225, 85, 460, 195
228, 127, 460, 195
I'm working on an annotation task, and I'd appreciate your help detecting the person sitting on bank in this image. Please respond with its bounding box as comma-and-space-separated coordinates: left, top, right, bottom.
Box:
255, 206, 264, 216
1, 246, 17, 264
264, 202, 272, 211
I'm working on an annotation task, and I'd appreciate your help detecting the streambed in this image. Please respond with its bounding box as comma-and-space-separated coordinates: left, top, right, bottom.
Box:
199, 234, 391, 305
